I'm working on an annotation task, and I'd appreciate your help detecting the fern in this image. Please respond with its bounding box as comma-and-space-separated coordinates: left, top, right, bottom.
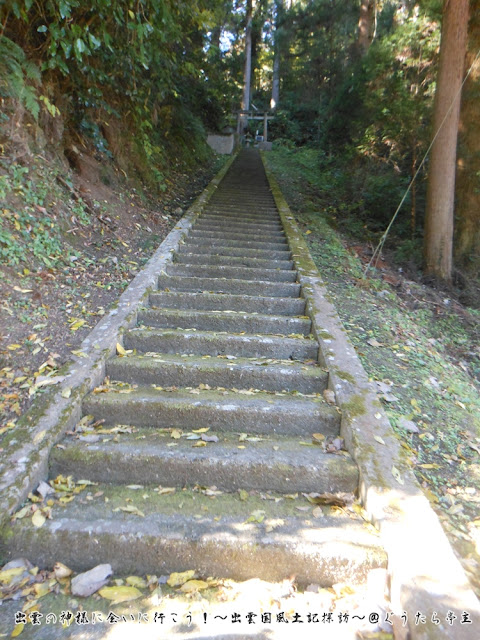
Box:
0, 36, 40, 120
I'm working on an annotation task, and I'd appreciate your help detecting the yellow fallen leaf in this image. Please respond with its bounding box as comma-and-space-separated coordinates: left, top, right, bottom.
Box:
374, 436, 385, 445
98, 585, 142, 604
116, 343, 127, 356
0, 567, 25, 584
391, 465, 404, 485
11, 623, 25, 637
238, 489, 249, 501
34, 582, 51, 598
192, 427, 210, 433
312, 433, 325, 444
61, 387, 72, 399
418, 463, 441, 469
7, 344, 22, 351
192, 441, 207, 448
32, 510, 46, 528
126, 576, 148, 588
167, 570, 195, 588
171, 429, 182, 439
305, 230, 312, 235
180, 579, 209, 593
157, 487, 176, 495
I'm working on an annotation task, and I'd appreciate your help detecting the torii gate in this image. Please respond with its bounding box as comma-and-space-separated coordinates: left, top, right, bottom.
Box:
236, 110, 275, 142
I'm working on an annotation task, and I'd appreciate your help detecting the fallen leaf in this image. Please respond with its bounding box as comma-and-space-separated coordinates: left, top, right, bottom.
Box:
323, 389, 336, 404
367, 338, 382, 347
374, 436, 386, 445
126, 576, 148, 588
245, 510, 265, 524
98, 585, 142, 604
179, 579, 209, 593
53, 562, 72, 580
391, 465, 404, 485
61, 387, 72, 399
167, 570, 195, 587
238, 489, 249, 501
157, 487, 176, 495
116, 343, 127, 356
114, 505, 145, 517
171, 429, 182, 439
11, 623, 25, 637
312, 433, 325, 444
31, 510, 46, 528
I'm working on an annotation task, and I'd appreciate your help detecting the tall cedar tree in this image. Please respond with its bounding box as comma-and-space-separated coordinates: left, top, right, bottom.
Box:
455, 0, 480, 271
424, 0, 469, 282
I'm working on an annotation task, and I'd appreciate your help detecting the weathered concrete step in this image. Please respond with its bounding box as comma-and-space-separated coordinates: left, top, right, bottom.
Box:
208, 200, 277, 209
149, 291, 306, 315
83, 387, 338, 435
203, 210, 281, 221
176, 244, 291, 260
5, 485, 386, 583
50, 431, 357, 493
173, 253, 294, 270
165, 263, 296, 283
107, 353, 326, 393
157, 275, 301, 298
189, 229, 287, 243
195, 219, 284, 232
137, 308, 311, 335
183, 237, 288, 251
124, 328, 319, 360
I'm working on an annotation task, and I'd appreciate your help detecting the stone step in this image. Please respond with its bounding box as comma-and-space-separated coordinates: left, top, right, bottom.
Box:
194, 219, 284, 232
202, 210, 281, 221
50, 430, 357, 494
83, 387, 339, 436
189, 229, 287, 243
175, 244, 291, 260
183, 237, 288, 251
149, 291, 306, 315
106, 353, 326, 394
124, 327, 318, 360
5, 484, 386, 583
137, 308, 311, 335
165, 263, 296, 283
157, 275, 301, 298
173, 253, 294, 270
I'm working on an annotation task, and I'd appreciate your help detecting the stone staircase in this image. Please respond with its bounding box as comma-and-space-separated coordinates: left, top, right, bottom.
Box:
6, 150, 386, 586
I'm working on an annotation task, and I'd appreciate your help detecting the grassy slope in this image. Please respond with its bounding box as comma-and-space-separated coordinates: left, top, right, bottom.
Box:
265, 147, 480, 596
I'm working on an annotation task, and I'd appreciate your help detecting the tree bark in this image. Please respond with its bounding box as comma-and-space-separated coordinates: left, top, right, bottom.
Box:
270, 0, 282, 110
455, 1, 480, 271
357, 0, 375, 55
242, 0, 253, 113
424, 0, 469, 283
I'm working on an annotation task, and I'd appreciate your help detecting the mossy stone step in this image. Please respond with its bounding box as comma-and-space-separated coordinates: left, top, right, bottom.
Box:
82, 386, 340, 436
6, 485, 386, 582
50, 430, 358, 493
165, 263, 296, 283
107, 353, 326, 393
189, 229, 287, 243
149, 291, 306, 315
137, 308, 311, 335
173, 253, 294, 270
184, 237, 288, 251
194, 219, 284, 232
157, 275, 300, 298
124, 327, 318, 360
175, 244, 291, 260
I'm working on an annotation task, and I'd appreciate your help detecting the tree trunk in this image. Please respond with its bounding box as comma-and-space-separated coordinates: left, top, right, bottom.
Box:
357, 0, 375, 55
270, 0, 282, 110
242, 0, 253, 113
424, 0, 469, 283
455, 0, 480, 272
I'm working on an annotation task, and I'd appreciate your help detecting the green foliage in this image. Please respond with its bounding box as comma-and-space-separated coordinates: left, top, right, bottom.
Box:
0, 159, 67, 267
0, 35, 41, 119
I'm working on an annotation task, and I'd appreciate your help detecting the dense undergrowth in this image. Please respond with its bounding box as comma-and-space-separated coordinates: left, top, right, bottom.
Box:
266, 147, 480, 596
